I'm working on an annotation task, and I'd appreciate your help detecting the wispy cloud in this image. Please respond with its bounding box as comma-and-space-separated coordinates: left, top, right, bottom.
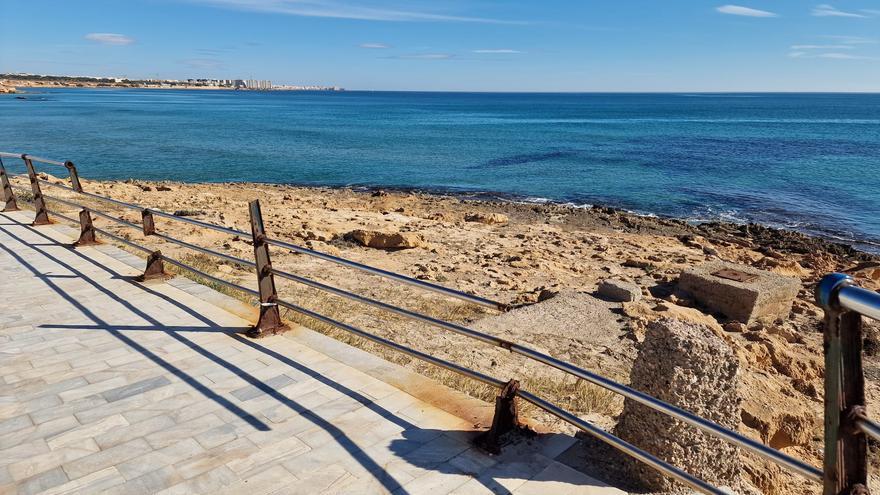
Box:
817, 52, 875, 59
791, 35, 878, 60
359, 43, 390, 49
791, 44, 854, 49
179, 58, 226, 69
716, 5, 778, 17
472, 49, 522, 54
822, 35, 878, 44
188, 0, 526, 24
388, 53, 454, 60
195, 47, 236, 56
84, 33, 135, 46
789, 50, 876, 60
812, 4, 867, 18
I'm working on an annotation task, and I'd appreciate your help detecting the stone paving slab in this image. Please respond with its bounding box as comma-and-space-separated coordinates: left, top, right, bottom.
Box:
0, 210, 623, 495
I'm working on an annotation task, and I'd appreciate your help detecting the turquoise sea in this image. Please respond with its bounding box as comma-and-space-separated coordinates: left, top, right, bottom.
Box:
1, 89, 879, 251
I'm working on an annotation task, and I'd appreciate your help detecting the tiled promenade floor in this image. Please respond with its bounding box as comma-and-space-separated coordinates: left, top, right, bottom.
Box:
0, 210, 622, 495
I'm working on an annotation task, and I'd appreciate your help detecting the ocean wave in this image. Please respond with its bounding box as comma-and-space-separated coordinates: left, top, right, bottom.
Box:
434, 117, 880, 125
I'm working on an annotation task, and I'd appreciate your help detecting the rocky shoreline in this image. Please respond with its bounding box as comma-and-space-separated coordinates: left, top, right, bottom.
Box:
9, 175, 880, 494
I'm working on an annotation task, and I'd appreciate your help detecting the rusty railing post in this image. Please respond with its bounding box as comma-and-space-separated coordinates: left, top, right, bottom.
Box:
0, 157, 18, 212
74, 209, 99, 246
64, 161, 83, 193
137, 209, 168, 281
248, 199, 288, 337
817, 274, 869, 495
475, 379, 531, 455
142, 209, 156, 235
22, 154, 50, 225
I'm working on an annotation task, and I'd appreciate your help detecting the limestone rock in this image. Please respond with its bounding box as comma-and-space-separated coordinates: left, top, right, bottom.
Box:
344, 229, 424, 249
678, 261, 801, 324
597, 279, 642, 302
464, 212, 508, 225
623, 301, 726, 340
615, 318, 741, 492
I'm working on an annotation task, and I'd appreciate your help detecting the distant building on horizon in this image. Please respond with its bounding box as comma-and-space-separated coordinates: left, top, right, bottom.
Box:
240, 79, 271, 90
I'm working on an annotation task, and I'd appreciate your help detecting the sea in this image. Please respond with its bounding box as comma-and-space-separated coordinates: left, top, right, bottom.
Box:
1, 89, 879, 251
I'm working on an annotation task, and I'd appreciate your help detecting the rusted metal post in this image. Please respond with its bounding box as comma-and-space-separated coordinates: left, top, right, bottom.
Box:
248, 199, 288, 337
0, 157, 18, 212
138, 251, 169, 281
141, 209, 156, 235
74, 209, 99, 246
22, 155, 50, 225
476, 379, 530, 455
817, 274, 870, 495
136, 209, 168, 280
64, 161, 83, 193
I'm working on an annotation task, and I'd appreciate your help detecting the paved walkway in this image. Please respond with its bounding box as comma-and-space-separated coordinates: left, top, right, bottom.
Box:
0, 210, 621, 495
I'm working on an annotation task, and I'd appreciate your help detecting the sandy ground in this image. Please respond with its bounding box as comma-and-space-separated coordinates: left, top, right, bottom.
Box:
8, 173, 880, 494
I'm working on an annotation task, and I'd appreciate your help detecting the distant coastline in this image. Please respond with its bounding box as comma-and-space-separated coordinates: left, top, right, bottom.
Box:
0, 73, 343, 92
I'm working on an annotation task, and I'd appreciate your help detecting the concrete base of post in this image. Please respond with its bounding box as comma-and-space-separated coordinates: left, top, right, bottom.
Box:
248, 301, 289, 338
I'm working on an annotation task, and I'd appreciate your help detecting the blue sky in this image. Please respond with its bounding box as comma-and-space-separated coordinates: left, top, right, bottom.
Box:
1, 1, 879, 91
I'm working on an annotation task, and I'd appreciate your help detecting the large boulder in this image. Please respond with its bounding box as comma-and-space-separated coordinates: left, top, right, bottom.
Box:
344, 229, 424, 249
615, 318, 741, 492
678, 261, 801, 324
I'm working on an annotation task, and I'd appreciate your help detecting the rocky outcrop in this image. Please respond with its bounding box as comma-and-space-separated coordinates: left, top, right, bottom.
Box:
615, 318, 741, 493
344, 229, 424, 249
464, 212, 508, 225
0, 83, 16, 94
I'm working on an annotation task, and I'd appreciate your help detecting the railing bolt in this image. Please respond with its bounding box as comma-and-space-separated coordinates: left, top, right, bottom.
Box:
248, 199, 288, 338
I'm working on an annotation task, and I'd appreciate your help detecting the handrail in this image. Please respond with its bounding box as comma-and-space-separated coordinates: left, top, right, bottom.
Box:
265, 236, 506, 310
272, 296, 727, 495
271, 265, 821, 481
35, 175, 505, 310
159, 254, 258, 296
25, 154, 66, 167
152, 232, 256, 269
1, 150, 835, 494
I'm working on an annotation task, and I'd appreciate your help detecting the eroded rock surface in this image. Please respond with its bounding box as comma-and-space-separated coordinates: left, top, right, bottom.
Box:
615, 318, 742, 493
344, 229, 425, 249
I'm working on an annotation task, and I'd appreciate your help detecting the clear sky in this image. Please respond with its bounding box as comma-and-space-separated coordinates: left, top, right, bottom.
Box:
1, 1, 879, 92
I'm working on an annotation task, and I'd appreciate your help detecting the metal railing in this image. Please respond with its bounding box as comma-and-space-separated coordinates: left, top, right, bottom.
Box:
816, 274, 880, 495
1, 150, 871, 494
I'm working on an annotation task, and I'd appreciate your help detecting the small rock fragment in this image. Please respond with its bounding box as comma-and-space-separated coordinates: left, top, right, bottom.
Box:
464, 212, 509, 225
597, 279, 642, 302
